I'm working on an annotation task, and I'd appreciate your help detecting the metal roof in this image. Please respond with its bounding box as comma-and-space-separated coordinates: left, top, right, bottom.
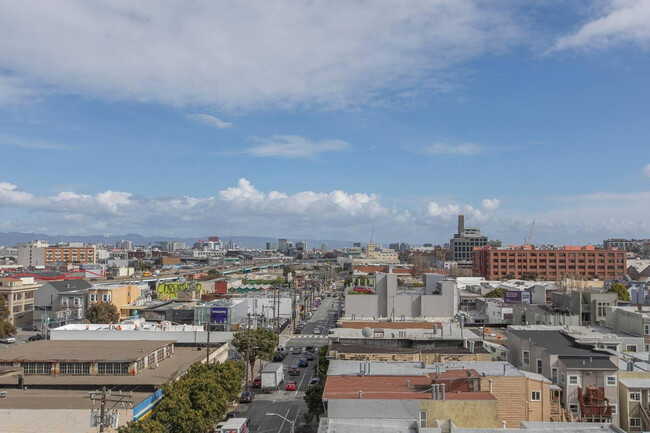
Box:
619, 378, 650, 389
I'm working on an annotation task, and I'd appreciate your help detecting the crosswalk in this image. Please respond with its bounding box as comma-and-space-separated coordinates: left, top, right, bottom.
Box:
290, 334, 328, 339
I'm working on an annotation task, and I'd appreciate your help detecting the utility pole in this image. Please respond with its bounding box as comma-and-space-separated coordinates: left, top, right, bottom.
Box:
246, 313, 252, 389
90, 386, 134, 432
206, 322, 211, 365
272, 287, 276, 333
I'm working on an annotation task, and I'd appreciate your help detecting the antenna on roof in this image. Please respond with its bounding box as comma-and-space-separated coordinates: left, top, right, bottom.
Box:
369, 228, 374, 244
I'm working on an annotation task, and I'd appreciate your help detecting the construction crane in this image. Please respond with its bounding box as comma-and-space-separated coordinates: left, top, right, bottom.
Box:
524, 218, 536, 248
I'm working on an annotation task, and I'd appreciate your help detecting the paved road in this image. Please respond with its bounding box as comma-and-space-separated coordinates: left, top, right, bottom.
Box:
238, 296, 339, 432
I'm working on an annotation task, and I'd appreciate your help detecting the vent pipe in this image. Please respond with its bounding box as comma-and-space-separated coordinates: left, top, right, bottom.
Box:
488, 379, 493, 394
367, 362, 371, 375
502, 421, 507, 429
407, 379, 411, 388
359, 391, 362, 399
441, 383, 446, 400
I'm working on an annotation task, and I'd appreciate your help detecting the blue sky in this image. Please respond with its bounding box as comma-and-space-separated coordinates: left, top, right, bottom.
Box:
0, 1, 649, 245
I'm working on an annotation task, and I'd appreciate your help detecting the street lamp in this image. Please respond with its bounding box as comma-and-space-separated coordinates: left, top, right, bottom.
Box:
266, 412, 295, 433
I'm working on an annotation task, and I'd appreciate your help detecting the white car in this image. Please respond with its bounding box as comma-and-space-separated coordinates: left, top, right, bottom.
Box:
0, 337, 16, 344
313, 328, 321, 335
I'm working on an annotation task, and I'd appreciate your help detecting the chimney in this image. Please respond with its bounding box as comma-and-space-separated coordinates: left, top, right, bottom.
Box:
441, 383, 446, 400
458, 215, 465, 235
488, 379, 493, 394
359, 391, 363, 399
502, 421, 507, 429
503, 363, 506, 376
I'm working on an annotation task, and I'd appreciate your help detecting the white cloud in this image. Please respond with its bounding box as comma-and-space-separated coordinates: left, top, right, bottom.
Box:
422, 142, 485, 156
482, 198, 500, 211
187, 113, 232, 129
554, 0, 650, 51
644, 163, 650, 178
246, 135, 350, 158
0, 2, 521, 110
1, 179, 649, 244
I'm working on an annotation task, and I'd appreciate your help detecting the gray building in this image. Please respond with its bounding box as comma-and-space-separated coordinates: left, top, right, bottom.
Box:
450, 215, 488, 266
551, 290, 618, 327
278, 239, 289, 254
344, 273, 458, 319
34, 280, 92, 326
507, 327, 619, 423
115, 240, 134, 250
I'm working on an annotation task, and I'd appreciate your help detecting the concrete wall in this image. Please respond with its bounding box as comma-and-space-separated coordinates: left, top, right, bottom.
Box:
344, 294, 379, 319
606, 307, 643, 336
327, 399, 419, 419
420, 399, 499, 428
50, 329, 234, 344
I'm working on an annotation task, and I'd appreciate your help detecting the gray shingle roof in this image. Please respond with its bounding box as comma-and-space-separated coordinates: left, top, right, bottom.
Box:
559, 356, 617, 370
508, 329, 596, 356
44, 279, 91, 292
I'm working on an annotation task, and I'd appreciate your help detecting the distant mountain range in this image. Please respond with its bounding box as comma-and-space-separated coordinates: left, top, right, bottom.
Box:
0, 231, 358, 250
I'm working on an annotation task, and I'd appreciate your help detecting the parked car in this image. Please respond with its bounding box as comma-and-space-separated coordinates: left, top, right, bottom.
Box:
309, 378, 322, 386
313, 327, 321, 335
273, 351, 286, 362
285, 381, 297, 391
292, 347, 302, 355
252, 377, 261, 388
289, 366, 300, 376
239, 391, 254, 403
305, 346, 315, 353
299, 358, 309, 367
22, 325, 38, 332
28, 334, 45, 342
0, 337, 16, 344
293, 327, 302, 334
305, 352, 314, 361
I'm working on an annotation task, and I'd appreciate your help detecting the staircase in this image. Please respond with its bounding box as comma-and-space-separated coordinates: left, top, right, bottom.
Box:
639, 404, 650, 429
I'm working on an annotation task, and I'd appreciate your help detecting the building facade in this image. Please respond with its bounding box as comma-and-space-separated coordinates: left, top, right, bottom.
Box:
0, 277, 42, 327
473, 246, 627, 281
450, 215, 488, 267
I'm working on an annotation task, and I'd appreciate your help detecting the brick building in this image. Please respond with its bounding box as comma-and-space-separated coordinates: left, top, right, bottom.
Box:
472, 246, 626, 281
45, 246, 95, 265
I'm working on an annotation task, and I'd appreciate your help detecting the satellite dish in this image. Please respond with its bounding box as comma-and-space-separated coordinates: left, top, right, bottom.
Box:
362, 327, 372, 338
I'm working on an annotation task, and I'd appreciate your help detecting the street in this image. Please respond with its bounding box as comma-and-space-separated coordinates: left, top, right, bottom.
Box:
237, 294, 338, 432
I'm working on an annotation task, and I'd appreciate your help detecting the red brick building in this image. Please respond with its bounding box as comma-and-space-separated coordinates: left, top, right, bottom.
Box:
45, 246, 95, 264
472, 245, 626, 281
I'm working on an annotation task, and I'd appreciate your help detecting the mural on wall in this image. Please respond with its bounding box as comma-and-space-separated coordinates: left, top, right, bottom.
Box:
156, 282, 205, 299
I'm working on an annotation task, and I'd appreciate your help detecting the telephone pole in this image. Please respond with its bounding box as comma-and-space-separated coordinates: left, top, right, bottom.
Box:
246, 313, 252, 389
90, 386, 134, 432
206, 322, 211, 365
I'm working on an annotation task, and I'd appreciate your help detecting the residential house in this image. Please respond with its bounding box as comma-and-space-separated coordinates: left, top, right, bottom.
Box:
34, 280, 91, 326
87, 283, 142, 319
551, 290, 618, 326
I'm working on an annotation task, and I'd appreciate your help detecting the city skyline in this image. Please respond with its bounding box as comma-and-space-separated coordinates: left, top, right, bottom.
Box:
1, 2, 649, 243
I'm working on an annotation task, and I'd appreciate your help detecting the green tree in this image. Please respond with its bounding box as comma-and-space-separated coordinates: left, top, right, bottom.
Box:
231, 327, 278, 385
608, 282, 630, 302
485, 288, 506, 299
118, 419, 167, 433
304, 383, 325, 420
0, 295, 17, 339
317, 346, 329, 379
85, 301, 120, 324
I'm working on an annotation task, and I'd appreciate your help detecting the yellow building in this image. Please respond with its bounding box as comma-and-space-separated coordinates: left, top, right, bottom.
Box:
87, 284, 141, 319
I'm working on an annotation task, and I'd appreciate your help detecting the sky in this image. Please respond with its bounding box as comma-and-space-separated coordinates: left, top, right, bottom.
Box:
0, 1, 649, 245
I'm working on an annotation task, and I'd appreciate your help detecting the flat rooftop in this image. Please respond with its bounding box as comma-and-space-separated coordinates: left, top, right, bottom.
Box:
0, 340, 173, 363
327, 360, 523, 378
330, 342, 489, 355
0, 388, 151, 410
0, 346, 217, 387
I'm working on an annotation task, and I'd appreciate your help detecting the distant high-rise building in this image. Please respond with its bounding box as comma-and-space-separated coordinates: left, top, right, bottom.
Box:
208, 236, 220, 242
116, 240, 133, 250
172, 242, 186, 251
321, 243, 328, 251
423, 243, 433, 248
389, 243, 400, 251
266, 242, 278, 250
278, 239, 289, 253
399, 242, 410, 252
296, 241, 308, 251
449, 214, 488, 267
353, 242, 362, 248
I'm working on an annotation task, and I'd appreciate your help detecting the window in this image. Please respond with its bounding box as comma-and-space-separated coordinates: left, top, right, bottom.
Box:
89, 294, 97, 302
147, 353, 155, 366
136, 358, 145, 372
419, 411, 427, 428
627, 345, 638, 352
97, 363, 129, 375
630, 392, 641, 401
568, 375, 579, 385
536, 359, 543, 374
60, 362, 91, 375
551, 368, 558, 383
102, 293, 111, 302
531, 391, 541, 401
522, 350, 530, 366
21, 362, 52, 375
165, 345, 172, 357
73, 297, 80, 306
630, 418, 641, 428
645, 324, 650, 335
157, 349, 165, 361
569, 404, 578, 413
607, 375, 617, 386
610, 404, 617, 415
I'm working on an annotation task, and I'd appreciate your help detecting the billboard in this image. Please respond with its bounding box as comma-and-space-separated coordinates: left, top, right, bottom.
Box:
503, 290, 530, 304
210, 307, 229, 324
